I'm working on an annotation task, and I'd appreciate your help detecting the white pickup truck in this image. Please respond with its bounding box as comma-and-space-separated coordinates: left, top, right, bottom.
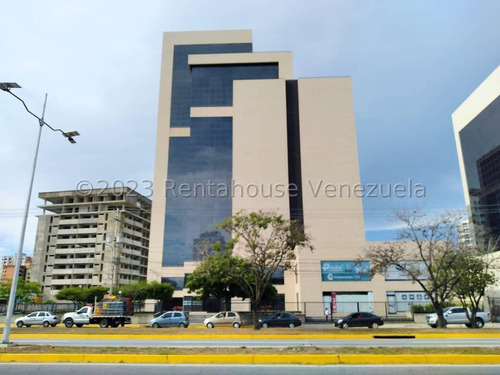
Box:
426, 306, 491, 328
62, 298, 133, 328
62, 306, 92, 328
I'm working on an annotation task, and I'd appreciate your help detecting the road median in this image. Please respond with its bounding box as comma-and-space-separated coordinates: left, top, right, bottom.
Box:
1, 353, 500, 365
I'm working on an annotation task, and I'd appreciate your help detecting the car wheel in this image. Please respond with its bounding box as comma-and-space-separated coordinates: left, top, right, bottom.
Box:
16, 321, 23, 328
206, 322, 214, 329
429, 324, 437, 328
99, 319, 109, 328
342, 322, 349, 329
65, 319, 74, 328
43, 321, 50, 328
465, 323, 472, 328
178, 322, 187, 328
233, 322, 240, 329
152, 322, 160, 328
475, 318, 484, 328
370, 322, 378, 329
288, 323, 295, 328
26, 325, 31, 327
262, 323, 268, 329
51, 324, 57, 327
76, 324, 83, 328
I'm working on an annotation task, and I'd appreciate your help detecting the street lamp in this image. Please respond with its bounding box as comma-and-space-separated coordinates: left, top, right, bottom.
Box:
0, 83, 80, 345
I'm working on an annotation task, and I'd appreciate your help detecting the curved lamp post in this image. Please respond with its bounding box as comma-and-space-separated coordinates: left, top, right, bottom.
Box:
0, 82, 80, 344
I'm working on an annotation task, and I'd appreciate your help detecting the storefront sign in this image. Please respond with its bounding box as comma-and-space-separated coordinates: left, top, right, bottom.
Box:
321, 261, 371, 281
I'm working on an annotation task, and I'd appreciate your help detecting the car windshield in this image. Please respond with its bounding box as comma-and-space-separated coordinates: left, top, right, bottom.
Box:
443, 307, 452, 313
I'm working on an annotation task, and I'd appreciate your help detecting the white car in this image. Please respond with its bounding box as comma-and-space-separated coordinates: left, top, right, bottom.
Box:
203, 311, 241, 328
15, 311, 60, 328
426, 307, 491, 328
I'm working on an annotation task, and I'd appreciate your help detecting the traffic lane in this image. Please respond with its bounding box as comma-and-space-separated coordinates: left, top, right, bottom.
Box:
11, 337, 500, 347
2, 364, 500, 375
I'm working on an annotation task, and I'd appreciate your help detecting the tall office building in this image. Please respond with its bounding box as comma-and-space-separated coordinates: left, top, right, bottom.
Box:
453, 65, 500, 243
30, 188, 151, 300
149, 30, 424, 312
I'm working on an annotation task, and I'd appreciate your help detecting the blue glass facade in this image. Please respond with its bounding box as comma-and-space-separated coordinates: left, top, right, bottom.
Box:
163, 43, 279, 266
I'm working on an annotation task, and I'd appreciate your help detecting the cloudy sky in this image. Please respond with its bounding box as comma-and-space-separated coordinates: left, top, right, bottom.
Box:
0, 0, 499, 258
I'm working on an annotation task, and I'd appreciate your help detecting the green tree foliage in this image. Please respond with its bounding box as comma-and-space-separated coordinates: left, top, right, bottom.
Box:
216, 210, 313, 329
84, 286, 109, 303
55, 286, 108, 307
120, 281, 174, 303
55, 287, 87, 305
363, 210, 466, 328
186, 246, 252, 310
453, 242, 497, 328
0, 279, 42, 303
120, 282, 150, 303
144, 281, 174, 301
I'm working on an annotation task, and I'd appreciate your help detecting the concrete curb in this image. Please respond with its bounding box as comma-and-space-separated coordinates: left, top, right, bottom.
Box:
9, 333, 500, 340
1, 353, 500, 364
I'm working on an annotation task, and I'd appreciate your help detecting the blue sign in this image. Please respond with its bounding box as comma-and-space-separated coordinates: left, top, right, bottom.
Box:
321, 261, 371, 282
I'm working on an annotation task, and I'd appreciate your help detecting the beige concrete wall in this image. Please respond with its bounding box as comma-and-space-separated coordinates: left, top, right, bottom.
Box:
232, 79, 290, 214
188, 51, 293, 79
296, 77, 366, 302
232, 78, 299, 302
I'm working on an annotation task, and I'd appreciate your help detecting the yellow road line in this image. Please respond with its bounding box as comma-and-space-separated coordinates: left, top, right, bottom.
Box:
1, 353, 500, 364
9, 333, 500, 339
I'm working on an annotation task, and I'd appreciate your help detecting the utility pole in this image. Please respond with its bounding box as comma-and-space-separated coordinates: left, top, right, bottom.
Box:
108, 208, 122, 294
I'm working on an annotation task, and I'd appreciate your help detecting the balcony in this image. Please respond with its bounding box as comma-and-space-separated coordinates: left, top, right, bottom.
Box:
50, 278, 93, 286
57, 228, 97, 235
52, 257, 95, 265
52, 268, 93, 276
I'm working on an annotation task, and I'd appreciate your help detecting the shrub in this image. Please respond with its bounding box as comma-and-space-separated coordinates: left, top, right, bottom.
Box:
172, 306, 183, 311
259, 305, 272, 311
411, 302, 456, 313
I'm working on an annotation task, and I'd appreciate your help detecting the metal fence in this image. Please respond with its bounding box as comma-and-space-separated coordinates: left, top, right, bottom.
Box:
220, 301, 412, 321
0, 302, 83, 315
0, 301, 159, 315
1, 300, 416, 321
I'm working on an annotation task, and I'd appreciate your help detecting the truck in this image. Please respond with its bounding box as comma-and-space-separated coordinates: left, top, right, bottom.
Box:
426, 306, 491, 328
62, 296, 133, 328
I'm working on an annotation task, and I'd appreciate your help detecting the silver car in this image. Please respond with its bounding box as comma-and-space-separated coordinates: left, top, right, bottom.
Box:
149, 311, 189, 328
15, 311, 60, 328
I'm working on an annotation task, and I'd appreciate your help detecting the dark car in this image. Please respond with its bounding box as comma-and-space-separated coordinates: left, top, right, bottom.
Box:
258, 312, 302, 328
334, 312, 384, 329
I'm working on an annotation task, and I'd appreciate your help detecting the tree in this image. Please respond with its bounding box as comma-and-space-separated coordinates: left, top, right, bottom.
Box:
217, 210, 313, 329
362, 210, 466, 328
84, 286, 109, 304
55, 286, 108, 307
120, 281, 174, 303
55, 287, 87, 306
120, 282, 150, 303
453, 240, 497, 328
147, 281, 174, 301
186, 246, 251, 311
0, 279, 42, 304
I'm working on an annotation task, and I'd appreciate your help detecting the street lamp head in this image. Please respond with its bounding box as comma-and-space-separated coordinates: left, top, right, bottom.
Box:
62, 130, 80, 144
0, 82, 21, 91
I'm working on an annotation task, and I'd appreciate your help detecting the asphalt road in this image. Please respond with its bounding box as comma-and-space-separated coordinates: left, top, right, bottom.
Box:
11, 337, 500, 348
2, 364, 500, 375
